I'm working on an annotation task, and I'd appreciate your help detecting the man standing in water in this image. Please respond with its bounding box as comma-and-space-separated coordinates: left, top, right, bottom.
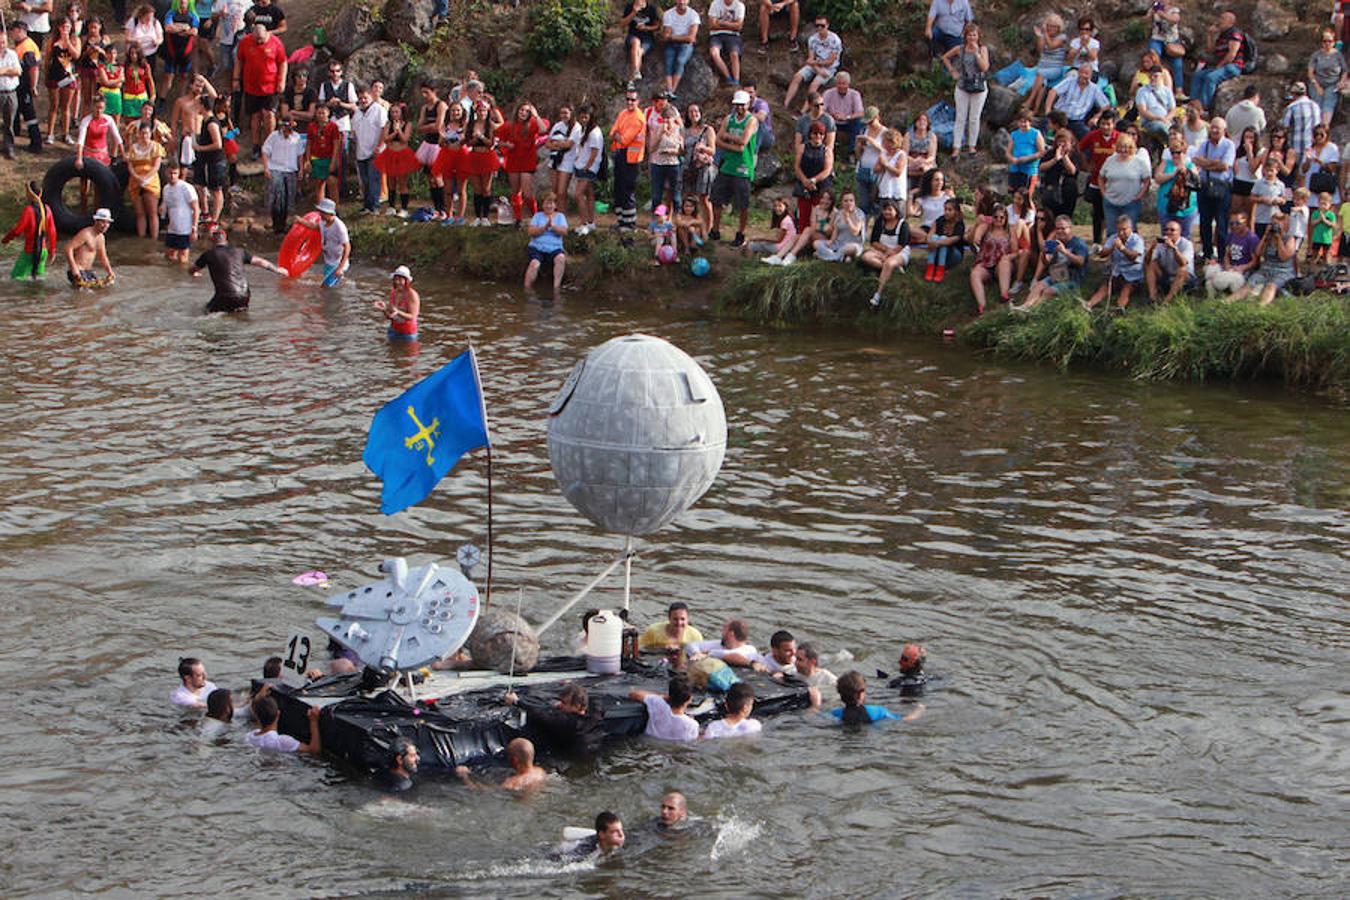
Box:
65, 208, 116, 287
190, 223, 284, 312
296, 197, 350, 286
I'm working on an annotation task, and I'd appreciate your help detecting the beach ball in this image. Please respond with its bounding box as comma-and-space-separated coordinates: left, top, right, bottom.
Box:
690, 256, 710, 277
657, 244, 677, 265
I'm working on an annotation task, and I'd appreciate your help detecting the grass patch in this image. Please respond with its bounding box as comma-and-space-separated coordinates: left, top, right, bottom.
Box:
723, 260, 1350, 388
964, 292, 1350, 388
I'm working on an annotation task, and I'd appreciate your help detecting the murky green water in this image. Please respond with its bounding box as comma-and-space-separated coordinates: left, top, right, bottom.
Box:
1, 242, 1346, 896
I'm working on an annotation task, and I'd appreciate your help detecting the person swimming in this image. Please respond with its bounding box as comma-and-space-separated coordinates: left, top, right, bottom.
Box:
881, 643, 930, 695
830, 671, 924, 725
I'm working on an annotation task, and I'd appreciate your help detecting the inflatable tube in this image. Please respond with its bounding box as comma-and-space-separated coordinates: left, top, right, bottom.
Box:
42, 156, 133, 235
278, 212, 323, 278
561, 827, 596, 841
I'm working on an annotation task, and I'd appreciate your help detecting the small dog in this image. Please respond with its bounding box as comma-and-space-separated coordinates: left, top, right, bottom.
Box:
1203, 262, 1246, 297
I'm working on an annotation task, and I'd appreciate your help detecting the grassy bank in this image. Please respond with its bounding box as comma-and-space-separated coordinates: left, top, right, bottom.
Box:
346, 215, 713, 297
719, 259, 1350, 391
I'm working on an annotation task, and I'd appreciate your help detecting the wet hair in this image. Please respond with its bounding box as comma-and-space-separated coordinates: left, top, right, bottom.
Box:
840, 704, 873, 726
506, 737, 534, 768
595, 810, 620, 833
389, 736, 415, 769
769, 630, 795, 649
797, 642, 820, 664
837, 670, 866, 707
263, 656, 283, 679
205, 688, 233, 722
178, 657, 202, 679
558, 683, 588, 711
724, 682, 755, 715
667, 675, 693, 709
667, 601, 689, 615
252, 695, 280, 725
723, 619, 748, 642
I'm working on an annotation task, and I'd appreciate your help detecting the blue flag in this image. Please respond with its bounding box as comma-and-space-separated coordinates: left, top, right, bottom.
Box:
363, 348, 491, 515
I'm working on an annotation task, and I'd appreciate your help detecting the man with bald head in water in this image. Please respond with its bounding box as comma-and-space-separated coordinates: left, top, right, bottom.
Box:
455, 737, 549, 792
190, 223, 284, 312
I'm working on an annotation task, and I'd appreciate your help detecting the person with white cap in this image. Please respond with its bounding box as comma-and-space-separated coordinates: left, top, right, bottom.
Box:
190, 222, 284, 312
709, 89, 758, 248
65, 208, 116, 287
297, 197, 351, 286
374, 265, 420, 341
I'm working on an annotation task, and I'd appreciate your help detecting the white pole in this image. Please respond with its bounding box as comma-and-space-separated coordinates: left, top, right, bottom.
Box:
505, 587, 525, 693
535, 548, 636, 635
622, 535, 633, 612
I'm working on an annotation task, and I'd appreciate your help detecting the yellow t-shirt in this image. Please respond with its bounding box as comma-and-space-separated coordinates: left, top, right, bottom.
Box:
1337, 201, 1350, 232
638, 622, 704, 651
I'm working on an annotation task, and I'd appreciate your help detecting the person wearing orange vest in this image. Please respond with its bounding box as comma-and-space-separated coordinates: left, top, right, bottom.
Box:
7, 21, 43, 153
609, 86, 647, 230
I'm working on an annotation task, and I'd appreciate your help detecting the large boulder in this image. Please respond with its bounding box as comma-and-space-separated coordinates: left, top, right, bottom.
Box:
383, 0, 438, 52
1264, 53, 1292, 76
753, 152, 783, 189
983, 84, 1024, 130
601, 38, 718, 107
466, 608, 539, 674
1250, 0, 1297, 41
327, 3, 383, 59
346, 42, 411, 94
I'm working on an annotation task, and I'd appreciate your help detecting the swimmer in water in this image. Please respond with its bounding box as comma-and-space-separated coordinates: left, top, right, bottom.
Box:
373, 265, 420, 340
830, 671, 923, 725
378, 737, 419, 794
205, 688, 234, 723
881, 642, 930, 695
560, 811, 626, 859
658, 791, 688, 829
65, 208, 116, 287
171, 657, 218, 709
701, 682, 762, 739
190, 224, 285, 312
247, 695, 323, 753
455, 737, 549, 793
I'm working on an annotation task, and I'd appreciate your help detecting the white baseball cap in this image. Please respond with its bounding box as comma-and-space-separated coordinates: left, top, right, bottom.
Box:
732, 90, 750, 106
92, 208, 113, 222
391, 265, 412, 281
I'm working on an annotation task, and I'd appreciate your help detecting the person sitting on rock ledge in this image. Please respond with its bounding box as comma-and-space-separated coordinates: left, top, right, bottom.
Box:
1188, 10, 1245, 114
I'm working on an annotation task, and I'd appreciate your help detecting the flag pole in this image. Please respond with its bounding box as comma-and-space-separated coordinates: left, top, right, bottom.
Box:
468, 343, 494, 608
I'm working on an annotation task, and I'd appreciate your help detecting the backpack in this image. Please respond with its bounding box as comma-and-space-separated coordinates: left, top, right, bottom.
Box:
596, 133, 610, 181
1238, 30, 1258, 75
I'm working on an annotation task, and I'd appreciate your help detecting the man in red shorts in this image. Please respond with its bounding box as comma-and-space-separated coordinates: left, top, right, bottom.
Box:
233, 21, 286, 159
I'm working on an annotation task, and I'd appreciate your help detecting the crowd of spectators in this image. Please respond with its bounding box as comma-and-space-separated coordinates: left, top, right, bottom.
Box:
5, 1, 1349, 310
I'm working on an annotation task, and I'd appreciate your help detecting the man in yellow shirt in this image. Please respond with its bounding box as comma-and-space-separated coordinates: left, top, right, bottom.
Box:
638, 601, 704, 652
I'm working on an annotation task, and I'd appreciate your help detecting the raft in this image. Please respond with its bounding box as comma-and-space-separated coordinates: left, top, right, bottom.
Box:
269, 656, 814, 775
278, 212, 322, 278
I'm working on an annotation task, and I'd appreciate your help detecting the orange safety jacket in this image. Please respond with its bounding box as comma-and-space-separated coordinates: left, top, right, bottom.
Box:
610, 107, 647, 164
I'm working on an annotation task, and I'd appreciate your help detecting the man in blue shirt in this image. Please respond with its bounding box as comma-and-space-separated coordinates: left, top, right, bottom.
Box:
1043, 63, 1111, 138
525, 190, 568, 303
1193, 116, 1237, 260
1086, 214, 1145, 309
925, 0, 974, 56
1017, 214, 1090, 310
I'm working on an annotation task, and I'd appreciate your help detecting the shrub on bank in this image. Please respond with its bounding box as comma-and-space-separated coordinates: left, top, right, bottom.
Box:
526, 0, 609, 72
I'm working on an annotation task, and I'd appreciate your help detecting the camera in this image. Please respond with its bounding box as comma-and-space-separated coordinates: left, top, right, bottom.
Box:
1045, 239, 1060, 254
1152, 1, 1165, 11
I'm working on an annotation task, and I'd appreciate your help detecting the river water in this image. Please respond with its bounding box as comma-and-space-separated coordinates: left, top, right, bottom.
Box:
1, 244, 1346, 897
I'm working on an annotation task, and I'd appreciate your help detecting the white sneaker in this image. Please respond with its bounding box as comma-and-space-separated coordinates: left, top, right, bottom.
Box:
869, 291, 882, 309
781, 253, 797, 265
763, 255, 782, 265
1010, 280, 1024, 295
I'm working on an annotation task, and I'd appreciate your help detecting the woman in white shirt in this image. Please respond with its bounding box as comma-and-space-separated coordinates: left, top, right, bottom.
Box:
546, 104, 579, 212
124, 4, 164, 71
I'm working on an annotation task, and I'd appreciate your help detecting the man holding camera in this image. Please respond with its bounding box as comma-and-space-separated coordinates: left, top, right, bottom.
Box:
1145, 219, 1197, 303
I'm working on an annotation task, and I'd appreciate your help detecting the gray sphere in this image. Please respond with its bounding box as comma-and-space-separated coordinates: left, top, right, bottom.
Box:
467, 608, 540, 674
547, 334, 727, 536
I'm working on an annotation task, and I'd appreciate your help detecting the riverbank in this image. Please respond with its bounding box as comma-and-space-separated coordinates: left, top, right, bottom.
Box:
345, 218, 1350, 392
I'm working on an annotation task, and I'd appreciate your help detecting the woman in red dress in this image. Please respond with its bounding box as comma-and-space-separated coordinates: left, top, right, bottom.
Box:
375, 103, 420, 217
497, 100, 546, 224
464, 96, 502, 226
431, 102, 469, 223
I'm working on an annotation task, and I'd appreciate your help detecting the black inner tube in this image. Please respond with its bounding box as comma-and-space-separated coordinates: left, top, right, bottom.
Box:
41, 156, 134, 235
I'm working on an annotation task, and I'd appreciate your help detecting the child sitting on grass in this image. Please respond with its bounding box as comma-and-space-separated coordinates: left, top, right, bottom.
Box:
753, 196, 799, 263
